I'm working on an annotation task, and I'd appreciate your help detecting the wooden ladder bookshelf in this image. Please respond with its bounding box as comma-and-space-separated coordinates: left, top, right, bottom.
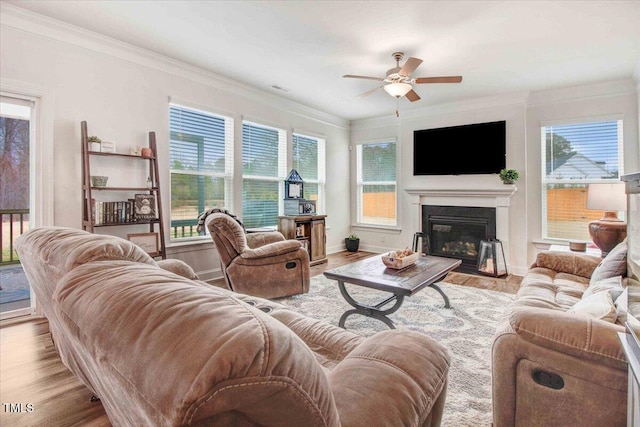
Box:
81, 121, 166, 259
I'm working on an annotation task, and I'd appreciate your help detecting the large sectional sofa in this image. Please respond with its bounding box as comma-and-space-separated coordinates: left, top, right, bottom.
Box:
16, 226, 451, 427
492, 242, 636, 426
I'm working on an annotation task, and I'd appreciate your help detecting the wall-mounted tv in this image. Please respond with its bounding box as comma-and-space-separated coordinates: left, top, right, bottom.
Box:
413, 120, 506, 175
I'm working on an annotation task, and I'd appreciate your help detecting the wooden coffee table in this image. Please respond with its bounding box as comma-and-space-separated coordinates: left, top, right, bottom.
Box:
323, 254, 462, 329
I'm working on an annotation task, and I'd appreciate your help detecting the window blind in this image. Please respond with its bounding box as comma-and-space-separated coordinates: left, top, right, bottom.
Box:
357, 141, 397, 226
541, 119, 623, 241
242, 121, 286, 228
169, 104, 233, 239
292, 133, 325, 212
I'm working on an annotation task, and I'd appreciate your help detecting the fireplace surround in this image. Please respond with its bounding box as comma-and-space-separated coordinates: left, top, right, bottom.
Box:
405, 184, 517, 275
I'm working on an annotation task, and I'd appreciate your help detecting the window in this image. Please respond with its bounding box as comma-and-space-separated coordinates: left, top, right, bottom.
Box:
169, 104, 233, 240
356, 140, 397, 226
292, 133, 325, 213
242, 121, 286, 228
541, 119, 623, 241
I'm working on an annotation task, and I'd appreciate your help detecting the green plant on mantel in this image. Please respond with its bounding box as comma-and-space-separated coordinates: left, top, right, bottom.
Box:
499, 168, 519, 184
347, 234, 359, 240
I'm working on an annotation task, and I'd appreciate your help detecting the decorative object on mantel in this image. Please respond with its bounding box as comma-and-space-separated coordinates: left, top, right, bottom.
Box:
130, 145, 142, 156
587, 182, 627, 257
345, 234, 360, 252
141, 147, 153, 158
87, 135, 102, 152
499, 168, 519, 185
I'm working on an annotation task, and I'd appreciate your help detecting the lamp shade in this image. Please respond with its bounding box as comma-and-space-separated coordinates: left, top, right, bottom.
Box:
586, 182, 626, 211
383, 83, 412, 98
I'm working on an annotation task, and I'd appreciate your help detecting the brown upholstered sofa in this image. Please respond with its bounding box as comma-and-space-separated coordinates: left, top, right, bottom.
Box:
492, 243, 636, 427
206, 212, 310, 298
16, 226, 450, 426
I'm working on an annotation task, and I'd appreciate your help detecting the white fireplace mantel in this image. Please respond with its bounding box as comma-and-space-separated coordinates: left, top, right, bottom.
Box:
404, 184, 518, 248
405, 185, 517, 206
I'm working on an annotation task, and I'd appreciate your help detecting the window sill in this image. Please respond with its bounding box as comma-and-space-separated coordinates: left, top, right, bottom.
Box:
167, 237, 211, 249
352, 224, 402, 234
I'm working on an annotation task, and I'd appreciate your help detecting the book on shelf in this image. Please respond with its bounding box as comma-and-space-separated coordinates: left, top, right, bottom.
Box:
92, 199, 147, 225
134, 194, 156, 220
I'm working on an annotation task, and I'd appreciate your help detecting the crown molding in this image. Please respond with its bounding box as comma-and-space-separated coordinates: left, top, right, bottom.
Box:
0, 3, 349, 130
527, 78, 637, 107
351, 91, 529, 131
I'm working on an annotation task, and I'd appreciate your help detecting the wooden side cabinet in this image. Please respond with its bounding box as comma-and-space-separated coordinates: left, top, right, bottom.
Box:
278, 215, 327, 266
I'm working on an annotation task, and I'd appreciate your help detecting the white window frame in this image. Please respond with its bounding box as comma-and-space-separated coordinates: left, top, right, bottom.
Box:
169, 102, 234, 241
292, 132, 326, 214
355, 138, 398, 228
540, 116, 624, 242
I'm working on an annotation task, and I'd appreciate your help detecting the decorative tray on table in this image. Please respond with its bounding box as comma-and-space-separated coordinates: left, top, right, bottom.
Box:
381, 249, 420, 269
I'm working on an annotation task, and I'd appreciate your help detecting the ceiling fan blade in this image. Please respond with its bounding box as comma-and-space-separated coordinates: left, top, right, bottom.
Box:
414, 76, 463, 84
357, 86, 384, 98
343, 74, 385, 81
405, 89, 421, 102
399, 57, 423, 76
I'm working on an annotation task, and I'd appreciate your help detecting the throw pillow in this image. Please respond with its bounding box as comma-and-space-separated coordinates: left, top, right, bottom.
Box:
582, 275, 624, 301
615, 282, 640, 326
568, 290, 617, 323
590, 241, 627, 285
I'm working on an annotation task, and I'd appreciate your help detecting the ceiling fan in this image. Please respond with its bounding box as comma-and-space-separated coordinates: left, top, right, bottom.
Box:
343, 52, 462, 103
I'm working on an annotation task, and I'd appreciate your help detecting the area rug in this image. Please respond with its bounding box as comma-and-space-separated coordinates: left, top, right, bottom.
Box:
0, 265, 30, 304
278, 274, 515, 427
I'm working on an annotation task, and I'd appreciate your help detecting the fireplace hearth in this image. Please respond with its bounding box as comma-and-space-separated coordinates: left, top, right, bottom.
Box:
421, 205, 496, 274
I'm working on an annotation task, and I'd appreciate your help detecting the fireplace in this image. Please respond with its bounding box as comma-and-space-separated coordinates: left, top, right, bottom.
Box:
421, 205, 496, 274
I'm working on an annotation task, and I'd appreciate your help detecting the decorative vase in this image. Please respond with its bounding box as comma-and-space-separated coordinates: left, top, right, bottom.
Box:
345, 238, 360, 252
141, 147, 154, 158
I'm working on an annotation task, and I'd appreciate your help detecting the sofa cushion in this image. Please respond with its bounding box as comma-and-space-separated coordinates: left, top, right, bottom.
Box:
590, 241, 627, 284
582, 275, 624, 301
568, 290, 617, 323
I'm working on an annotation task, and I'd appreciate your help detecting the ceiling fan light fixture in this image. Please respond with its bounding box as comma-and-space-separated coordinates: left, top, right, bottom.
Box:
384, 82, 412, 98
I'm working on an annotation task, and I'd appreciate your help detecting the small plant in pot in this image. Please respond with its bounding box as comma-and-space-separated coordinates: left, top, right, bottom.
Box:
499, 168, 519, 185
87, 135, 102, 152
345, 234, 360, 252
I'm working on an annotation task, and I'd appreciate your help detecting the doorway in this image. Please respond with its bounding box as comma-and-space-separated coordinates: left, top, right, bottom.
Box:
0, 96, 33, 318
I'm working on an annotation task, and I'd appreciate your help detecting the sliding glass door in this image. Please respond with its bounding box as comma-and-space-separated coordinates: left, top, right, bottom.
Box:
0, 96, 33, 319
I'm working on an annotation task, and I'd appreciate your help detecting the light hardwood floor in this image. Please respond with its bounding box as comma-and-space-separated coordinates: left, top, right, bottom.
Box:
0, 251, 521, 426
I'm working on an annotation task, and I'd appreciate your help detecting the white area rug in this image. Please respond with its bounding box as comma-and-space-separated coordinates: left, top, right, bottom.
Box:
278, 274, 515, 427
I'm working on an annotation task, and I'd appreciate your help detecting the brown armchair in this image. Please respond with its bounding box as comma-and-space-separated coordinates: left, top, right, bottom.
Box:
205, 212, 310, 298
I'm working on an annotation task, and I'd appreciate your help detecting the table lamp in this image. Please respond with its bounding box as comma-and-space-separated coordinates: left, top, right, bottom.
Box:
587, 182, 627, 257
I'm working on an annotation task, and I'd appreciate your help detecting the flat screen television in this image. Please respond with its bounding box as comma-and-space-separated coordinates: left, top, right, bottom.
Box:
413, 120, 506, 175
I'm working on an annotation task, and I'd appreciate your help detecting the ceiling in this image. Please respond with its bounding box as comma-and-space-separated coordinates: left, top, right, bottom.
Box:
5, 0, 640, 121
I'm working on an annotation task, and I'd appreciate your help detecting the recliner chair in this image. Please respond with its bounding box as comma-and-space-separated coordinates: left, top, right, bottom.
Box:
205, 212, 310, 298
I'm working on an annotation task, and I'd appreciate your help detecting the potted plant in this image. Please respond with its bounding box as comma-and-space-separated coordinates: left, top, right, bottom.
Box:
499, 168, 519, 185
345, 234, 360, 252
87, 135, 102, 152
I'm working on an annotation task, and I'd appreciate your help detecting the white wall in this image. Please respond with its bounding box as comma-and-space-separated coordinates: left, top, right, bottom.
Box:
0, 9, 351, 281
351, 82, 639, 275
